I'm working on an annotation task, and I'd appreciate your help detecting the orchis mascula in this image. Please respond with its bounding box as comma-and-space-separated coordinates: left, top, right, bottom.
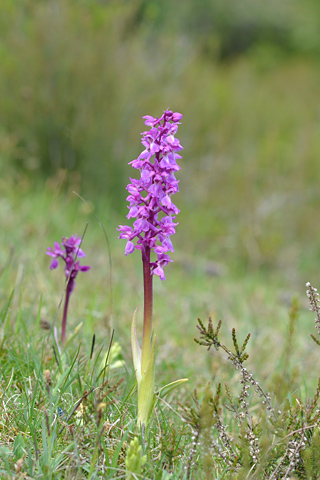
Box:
46, 235, 90, 345
117, 110, 188, 429
118, 110, 182, 281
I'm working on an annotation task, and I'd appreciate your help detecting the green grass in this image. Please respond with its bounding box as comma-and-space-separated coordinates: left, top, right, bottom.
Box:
2, 1, 320, 474
1, 181, 320, 478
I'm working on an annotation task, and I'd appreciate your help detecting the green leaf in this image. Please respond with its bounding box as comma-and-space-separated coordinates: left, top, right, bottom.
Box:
137, 334, 156, 427
131, 307, 142, 384
13, 433, 25, 461
156, 378, 189, 399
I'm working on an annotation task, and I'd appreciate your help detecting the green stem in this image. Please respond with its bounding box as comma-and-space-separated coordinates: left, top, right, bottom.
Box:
141, 246, 153, 373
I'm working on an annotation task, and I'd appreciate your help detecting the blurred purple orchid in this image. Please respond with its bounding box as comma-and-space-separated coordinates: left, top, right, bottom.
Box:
46, 235, 90, 344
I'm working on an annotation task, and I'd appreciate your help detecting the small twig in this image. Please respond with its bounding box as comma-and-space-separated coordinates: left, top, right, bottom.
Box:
58, 387, 95, 435
267, 423, 317, 480
157, 395, 189, 423
90, 334, 96, 360
52, 344, 60, 367
43, 408, 50, 436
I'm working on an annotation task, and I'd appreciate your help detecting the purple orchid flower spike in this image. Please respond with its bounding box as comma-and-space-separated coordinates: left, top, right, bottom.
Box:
117, 109, 183, 281
46, 235, 90, 345
117, 110, 187, 428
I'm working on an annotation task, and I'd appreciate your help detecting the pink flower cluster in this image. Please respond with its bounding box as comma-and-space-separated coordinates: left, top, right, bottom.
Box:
46, 235, 90, 293
117, 110, 183, 280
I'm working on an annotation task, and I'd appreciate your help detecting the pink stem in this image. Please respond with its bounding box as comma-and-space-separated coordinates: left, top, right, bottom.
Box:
61, 283, 71, 345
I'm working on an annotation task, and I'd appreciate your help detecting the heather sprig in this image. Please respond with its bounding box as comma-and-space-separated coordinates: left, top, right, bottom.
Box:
306, 282, 320, 346
118, 110, 187, 429
193, 317, 277, 474
47, 235, 90, 345
195, 317, 275, 415
187, 298, 320, 478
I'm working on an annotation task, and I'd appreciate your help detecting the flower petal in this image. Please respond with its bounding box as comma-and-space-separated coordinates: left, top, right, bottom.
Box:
80, 265, 90, 272
125, 241, 135, 255
50, 259, 59, 270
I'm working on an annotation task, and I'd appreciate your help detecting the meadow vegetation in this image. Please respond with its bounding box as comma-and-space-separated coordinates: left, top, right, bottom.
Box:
1, 0, 320, 478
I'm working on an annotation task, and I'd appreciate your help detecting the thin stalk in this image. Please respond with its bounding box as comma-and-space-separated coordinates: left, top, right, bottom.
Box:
61, 283, 71, 345
141, 246, 153, 373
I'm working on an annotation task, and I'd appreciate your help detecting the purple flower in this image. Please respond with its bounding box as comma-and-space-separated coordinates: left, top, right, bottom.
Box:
46, 235, 90, 292
46, 235, 90, 345
117, 109, 183, 280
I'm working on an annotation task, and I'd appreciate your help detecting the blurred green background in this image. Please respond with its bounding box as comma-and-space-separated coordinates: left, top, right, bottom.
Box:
2, 0, 320, 394
2, 0, 320, 288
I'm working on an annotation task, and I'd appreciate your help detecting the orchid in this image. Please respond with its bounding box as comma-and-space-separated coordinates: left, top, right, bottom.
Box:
118, 110, 188, 429
117, 109, 183, 281
47, 235, 90, 344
